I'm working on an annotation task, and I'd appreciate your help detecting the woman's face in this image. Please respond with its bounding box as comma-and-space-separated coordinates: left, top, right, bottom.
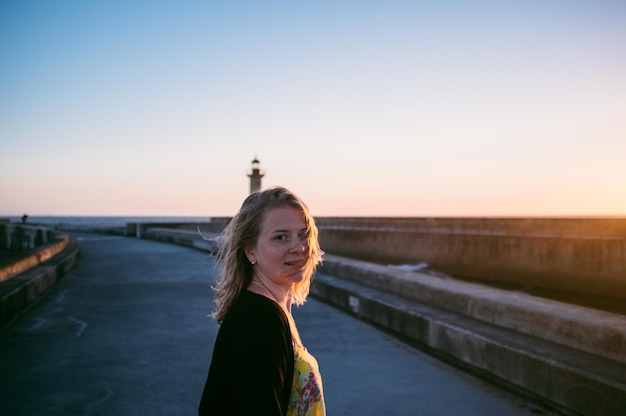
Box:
246, 205, 309, 285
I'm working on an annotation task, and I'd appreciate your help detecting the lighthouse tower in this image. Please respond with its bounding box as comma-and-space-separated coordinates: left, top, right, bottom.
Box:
247, 157, 265, 194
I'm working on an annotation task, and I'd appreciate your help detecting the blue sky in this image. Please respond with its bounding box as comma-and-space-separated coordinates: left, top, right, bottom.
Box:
1, 1, 625, 216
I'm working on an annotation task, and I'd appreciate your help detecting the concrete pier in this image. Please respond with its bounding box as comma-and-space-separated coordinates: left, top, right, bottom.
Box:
128, 222, 626, 415
0, 233, 553, 416
2, 218, 625, 415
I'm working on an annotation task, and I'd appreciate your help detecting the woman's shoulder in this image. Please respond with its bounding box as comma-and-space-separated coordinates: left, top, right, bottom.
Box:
219, 290, 292, 350
225, 290, 288, 326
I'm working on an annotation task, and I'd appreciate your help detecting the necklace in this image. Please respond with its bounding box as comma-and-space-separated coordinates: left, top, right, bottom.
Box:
253, 278, 303, 347
255, 277, 283, 306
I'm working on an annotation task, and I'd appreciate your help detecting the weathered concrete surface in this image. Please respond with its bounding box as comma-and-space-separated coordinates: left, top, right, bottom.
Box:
133, 218, 229, 239
316, 217, 626, 301
311, 271, 626, 416
0, 233, 554, 416
139, 227, 219, 253
132, 226, 626, 415
320, 256, 626, 365
0, 236, 79, 328
0, 223, 56, 251
0, 235, 70, 282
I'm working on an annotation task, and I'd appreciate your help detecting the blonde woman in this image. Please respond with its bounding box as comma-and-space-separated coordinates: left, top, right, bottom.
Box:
199, 187, 325, 416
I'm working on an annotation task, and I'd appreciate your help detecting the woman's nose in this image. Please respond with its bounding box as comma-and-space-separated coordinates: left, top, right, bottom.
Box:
291, 239, 306, 253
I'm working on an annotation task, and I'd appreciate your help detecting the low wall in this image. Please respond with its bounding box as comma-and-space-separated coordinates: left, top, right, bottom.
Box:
316, 217, 626, 300
0, 236, 80, 328
133, 218, 230, 239
0, 224, 56, 252
0, 235, 70, 282
127, 217, 626, 301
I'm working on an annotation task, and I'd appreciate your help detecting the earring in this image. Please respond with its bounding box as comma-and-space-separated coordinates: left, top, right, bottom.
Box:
250, 260, 255, 265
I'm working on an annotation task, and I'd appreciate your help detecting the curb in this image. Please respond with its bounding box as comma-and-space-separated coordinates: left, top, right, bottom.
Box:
311, 272, 626, 416
0, 235, 70, 282
319, 255, 626, 365
139, 227, 219, 253
0, 237, 80, 329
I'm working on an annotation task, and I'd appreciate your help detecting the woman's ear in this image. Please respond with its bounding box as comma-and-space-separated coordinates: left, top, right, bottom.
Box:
244, 246, 255, 263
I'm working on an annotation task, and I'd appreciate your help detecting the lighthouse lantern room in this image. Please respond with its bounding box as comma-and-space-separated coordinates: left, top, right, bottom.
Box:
247, 157, 265, 194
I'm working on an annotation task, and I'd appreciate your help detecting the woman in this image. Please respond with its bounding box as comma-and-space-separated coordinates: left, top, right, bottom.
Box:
199, 187, 326, 416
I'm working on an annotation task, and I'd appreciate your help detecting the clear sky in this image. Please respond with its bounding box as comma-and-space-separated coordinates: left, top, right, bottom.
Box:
1, 1, 625, 217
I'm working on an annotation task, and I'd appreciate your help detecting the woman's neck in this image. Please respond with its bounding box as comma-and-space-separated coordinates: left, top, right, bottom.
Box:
251, 273, 292, 312
249, 274, 302, 346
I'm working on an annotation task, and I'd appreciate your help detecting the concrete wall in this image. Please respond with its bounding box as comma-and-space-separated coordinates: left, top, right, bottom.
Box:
133, 218, 230, 239
0, 224, 56, 252
130, 217, 626, 300
316, 217, 626, 300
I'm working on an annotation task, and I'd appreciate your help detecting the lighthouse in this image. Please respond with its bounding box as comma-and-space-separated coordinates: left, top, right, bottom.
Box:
247, 157, 265, 194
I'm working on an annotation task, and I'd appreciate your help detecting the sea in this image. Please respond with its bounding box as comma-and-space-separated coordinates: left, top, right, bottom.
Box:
4, 216, 215, 228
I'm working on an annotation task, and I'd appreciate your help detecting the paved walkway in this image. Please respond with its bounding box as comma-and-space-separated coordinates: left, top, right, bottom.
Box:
0, 233, 555, 416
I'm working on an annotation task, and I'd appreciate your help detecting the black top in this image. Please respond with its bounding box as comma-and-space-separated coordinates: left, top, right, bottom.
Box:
198, 290, 295, 415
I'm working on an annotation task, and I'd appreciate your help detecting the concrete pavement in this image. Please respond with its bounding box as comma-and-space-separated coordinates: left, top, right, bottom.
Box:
0, 233, 555, 415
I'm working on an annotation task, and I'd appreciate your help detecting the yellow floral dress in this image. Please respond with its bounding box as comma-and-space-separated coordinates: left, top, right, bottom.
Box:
287, 342, 325, 416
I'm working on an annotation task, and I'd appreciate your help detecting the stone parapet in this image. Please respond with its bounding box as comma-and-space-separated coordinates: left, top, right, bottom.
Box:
139, 227, 219, 253
0, 237, 80, 328
310, 271, 626, 416
316, 217, 626, 301
0, 223, 56, 251
0, 235, 69, 282
319, 255, 626, 365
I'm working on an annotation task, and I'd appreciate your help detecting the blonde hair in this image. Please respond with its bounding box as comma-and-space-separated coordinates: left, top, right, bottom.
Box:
211, 187, 324, 323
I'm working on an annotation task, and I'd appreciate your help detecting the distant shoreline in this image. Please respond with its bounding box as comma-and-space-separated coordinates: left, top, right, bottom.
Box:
0, 216, 216, 227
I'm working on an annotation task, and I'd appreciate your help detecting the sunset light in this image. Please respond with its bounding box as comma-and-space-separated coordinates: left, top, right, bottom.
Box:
1, 1, 625, 217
